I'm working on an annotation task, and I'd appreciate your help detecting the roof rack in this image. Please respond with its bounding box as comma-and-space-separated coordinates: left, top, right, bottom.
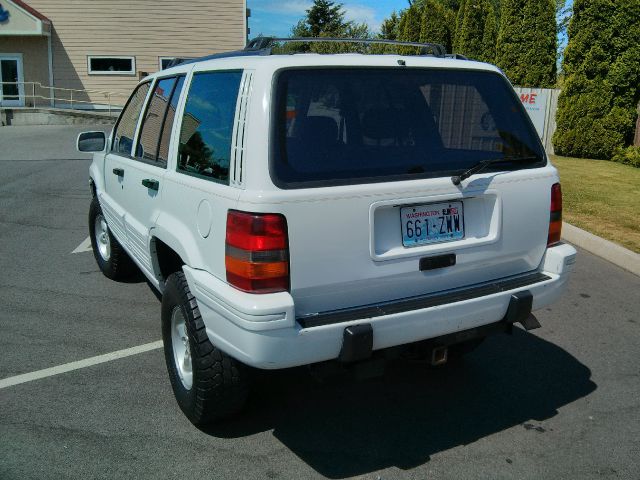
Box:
172, 37, 454, 68
245, 36, 447, 57
173, 47, 270, 67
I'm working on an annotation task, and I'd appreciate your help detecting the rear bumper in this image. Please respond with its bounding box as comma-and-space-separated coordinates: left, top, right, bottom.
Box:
183, 243, 577, 369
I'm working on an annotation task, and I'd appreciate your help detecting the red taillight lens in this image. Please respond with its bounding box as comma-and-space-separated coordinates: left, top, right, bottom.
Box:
225, 210, 289, 294
547, 183, 562, 246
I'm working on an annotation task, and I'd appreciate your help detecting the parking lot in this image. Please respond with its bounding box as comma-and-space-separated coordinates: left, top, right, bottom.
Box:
0, 125, 639, 480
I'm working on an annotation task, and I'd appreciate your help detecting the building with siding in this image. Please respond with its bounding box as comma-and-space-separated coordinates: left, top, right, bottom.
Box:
0, 0, 247, 108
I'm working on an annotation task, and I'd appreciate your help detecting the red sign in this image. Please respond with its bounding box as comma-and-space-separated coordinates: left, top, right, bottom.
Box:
520, 93, 538, 105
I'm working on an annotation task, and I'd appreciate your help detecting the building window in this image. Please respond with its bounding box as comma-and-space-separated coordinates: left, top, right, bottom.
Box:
177, 71, 243, 185
88, 56, 136, 75
159, 58, 175, 70
159, 57, 194, 70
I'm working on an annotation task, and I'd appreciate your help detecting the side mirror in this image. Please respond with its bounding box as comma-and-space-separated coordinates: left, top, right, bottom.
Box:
77, 131, 106, 152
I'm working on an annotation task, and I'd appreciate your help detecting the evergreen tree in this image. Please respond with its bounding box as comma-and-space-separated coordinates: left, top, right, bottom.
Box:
496, 0, 556, 87
397, 10, 408, 42
481, 2, 497, 62
455, 0, 497, 62
454, 0, 467, 51
441, 0, 463, 10
372, 10, 400, 54
553, 0, 640, 159
312, 22, 371, 53
398, 4, 423, 54
496, 0, 525, 79
290, 0, 364, 53
400, 4, 422, 42
380, 11, 400, 40
291, 0, 345, 37
420, 0, 454, 53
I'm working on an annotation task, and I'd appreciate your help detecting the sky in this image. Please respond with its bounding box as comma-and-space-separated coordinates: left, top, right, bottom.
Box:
248, 0, 573, 55
248, 0, 409, 37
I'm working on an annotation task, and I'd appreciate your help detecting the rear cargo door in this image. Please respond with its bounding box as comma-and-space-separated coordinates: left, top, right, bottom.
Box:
269, 67, 553, 316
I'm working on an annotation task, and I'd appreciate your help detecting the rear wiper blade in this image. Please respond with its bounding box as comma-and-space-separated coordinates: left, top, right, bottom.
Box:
451, 155, 539, 186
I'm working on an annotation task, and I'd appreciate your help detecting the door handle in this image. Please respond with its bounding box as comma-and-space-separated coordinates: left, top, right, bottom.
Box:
112, 168, 124, 177
141, 179, 159, 191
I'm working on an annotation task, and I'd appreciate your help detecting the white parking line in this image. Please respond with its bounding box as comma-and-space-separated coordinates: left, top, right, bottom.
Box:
0, 341, 163, 389
71, 236, 92, 254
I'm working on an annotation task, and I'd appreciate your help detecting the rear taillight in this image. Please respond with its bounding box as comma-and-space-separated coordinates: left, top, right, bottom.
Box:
547, 183, 562, 247
225, 210, 289, 294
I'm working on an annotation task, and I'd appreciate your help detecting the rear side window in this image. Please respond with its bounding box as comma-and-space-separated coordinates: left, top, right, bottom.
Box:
271, 68, 545, 188
158, 77, 186, 164
135, 76, 185, 166
177, 71, 242, 185
112, 82, 150, 156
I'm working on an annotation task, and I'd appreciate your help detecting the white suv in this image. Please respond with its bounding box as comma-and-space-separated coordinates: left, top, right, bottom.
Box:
78, 38, 576, 425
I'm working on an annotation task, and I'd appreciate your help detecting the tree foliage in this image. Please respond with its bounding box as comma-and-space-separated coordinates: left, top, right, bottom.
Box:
420, 0, 455, 53
380, 11, 400, 40
289, 0, 371, 53
553, 0, 640, 159
481, 2, 497, 62
454, 0, 467, 50
496, 0, 556, 87
380, 1, 456, 55
454, 0, 497, 62
397, 4, 423, 53
292, 0, 345, 37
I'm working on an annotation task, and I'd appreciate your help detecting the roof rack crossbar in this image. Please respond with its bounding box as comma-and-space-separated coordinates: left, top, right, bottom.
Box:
245, 37, 447, 57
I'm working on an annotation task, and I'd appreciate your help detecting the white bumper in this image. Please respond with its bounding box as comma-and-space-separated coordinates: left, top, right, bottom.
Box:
183, 243, 577, 369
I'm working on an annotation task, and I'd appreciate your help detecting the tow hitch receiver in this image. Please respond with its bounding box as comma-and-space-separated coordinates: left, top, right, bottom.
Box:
504, 291, 541, 331
431, 346, 448, 366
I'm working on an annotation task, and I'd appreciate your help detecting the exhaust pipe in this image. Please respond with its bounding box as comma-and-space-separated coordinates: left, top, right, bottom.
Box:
431, 346, 448, 366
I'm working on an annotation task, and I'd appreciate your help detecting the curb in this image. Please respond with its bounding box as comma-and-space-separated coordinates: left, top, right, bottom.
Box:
562, 222, 640, 276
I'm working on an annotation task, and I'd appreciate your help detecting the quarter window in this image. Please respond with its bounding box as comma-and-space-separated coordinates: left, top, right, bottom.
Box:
177, 71, 242, 184
135, 76, 184, 165
112, 82, 150, 156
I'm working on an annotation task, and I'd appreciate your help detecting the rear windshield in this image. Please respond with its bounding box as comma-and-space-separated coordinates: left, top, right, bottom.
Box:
271, 68, 545, 188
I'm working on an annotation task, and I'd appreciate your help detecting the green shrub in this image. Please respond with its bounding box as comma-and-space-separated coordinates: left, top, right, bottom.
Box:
495, 0, 556, 87
398, 4, 423, 54
612, 146, 640, 168
553, 0, 640, 159
420, 0, 454, 53
455, 0, 497, 63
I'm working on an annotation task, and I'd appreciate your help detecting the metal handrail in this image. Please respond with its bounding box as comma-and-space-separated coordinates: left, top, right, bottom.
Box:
0, 81, 128, 114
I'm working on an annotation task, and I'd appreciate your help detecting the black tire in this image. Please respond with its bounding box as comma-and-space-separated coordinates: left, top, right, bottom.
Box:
88, 197, 135, 280
161, 272, 250, 425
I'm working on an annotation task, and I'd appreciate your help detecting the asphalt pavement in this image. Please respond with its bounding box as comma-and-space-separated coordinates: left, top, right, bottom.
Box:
1, 125, 639, 480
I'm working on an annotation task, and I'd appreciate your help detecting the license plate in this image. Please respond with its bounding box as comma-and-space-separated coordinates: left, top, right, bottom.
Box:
400, 201, 464, 247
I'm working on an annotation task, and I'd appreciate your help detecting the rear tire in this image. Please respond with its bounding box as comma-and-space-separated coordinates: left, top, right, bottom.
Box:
88, 197, 135, 280
162, 272, 250, 425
